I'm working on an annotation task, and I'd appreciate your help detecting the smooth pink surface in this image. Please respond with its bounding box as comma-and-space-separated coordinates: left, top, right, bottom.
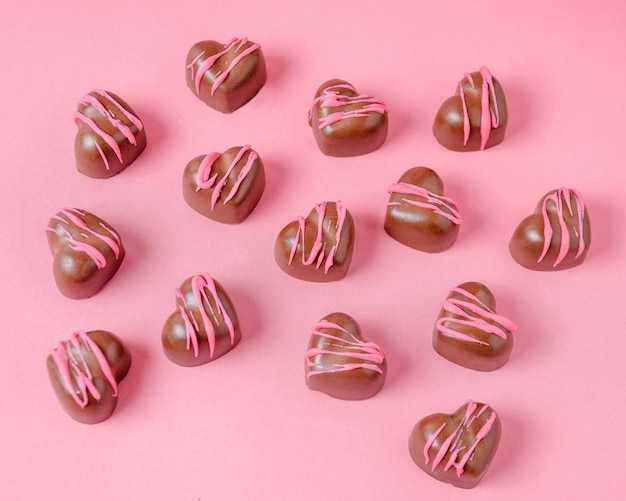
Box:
2, 1, 626, 499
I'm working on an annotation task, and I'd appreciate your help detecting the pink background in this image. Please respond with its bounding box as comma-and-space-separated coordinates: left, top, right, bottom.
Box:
2, 1, 625, 499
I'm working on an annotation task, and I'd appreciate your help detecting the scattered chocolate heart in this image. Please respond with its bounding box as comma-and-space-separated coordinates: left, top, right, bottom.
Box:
509, 187, 591, 271
433, 282, 516, 371
308, 79, 388, 157
304, 312, 387, 400
46, 208, 125, 299
385, 166, 462, 253
46, 330, 131, 424
162, 272, 241, 367
74, 89, 147, 178
274, 201, 355, 282
408, 400, 501, 489
182, 145, 265, 224
185, 37, 267, 113
433, 67, 507, 151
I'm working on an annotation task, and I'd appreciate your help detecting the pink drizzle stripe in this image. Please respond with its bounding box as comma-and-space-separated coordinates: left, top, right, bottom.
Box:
74, 90, 144, 167
538, 188, 587, 267
436, 287, 517, 345
387, 182, 462, 224
49, 331, 118, 409
459, 67, 501, 150
423, 401, 497, 478
305, 319, 385, 377
175, 273, 236, 358
288, 201, 348, 274
189, 38, 261, 96
46, 208, 122, 269
312, 83, 387, 129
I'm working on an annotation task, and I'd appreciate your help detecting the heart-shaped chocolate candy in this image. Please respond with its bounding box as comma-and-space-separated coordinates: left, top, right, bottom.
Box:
385, 167, 461, 253
47, 330, 131, 424
308, 79, 388, 157
185, 37, 266, 113
274, 201, 355, 282
162, 272, 241, 367
182, 145, 265, 224
304, 312, 387, 400
74, 89, 146, 178
433, 67, 507, 151
408, 400, 501, 489
46, 208, 125, 299
509, 187, 591, 271
433, 282, 516, 371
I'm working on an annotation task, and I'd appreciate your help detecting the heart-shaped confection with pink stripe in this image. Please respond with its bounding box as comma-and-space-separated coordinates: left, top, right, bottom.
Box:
274, 201, 355, 282
509, 187, 591, 271
304, 312, 387, 400
74, 89, 147, 178
161, 272, 241, 367
185, 37, 266, 113
433, 282, 516, 372
47, 330, 131, 424
408, 400, 501, 489
385, 166, 462, 253
182, 145, 265, 224
46, 208, 125, 299
433, 67, 507, 152
308, 79, 388, 157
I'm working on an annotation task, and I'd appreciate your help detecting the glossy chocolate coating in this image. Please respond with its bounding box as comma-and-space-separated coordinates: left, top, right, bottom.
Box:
274, 201, 355, 282
46, 208, 125, 299
162, 273, 241, 367
182, 145, 265, 224
47, 330, 131, 424
509, 187, 591, 271
185, 38, 266, 113
305, 312, 387, 400
408, 400, 501, 489
308, 79, 388, 157
433, 282, 516, 372
74, 89, 147, 178
385, 167, 461, 253
433, 67, 507, 152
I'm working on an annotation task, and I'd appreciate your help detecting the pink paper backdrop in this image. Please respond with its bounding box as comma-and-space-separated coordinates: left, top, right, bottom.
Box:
2, 1, 625, 499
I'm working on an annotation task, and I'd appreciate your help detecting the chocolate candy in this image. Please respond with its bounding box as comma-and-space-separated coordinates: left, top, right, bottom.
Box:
308, 79, 388, 157
162, 272, 241, 367
304, 312, 387, 400
182, 145, 265, 224
74, 89, 147, 178
274, 201, 355, 282
433, 67, 507, 151
47, 330, 131, 424
185, 37, 266, 113
433, 282, 516, 371
46, 208, 125, 299
385, 167, 461, 253
408, 400, 501, 489
509, 187, 591, 271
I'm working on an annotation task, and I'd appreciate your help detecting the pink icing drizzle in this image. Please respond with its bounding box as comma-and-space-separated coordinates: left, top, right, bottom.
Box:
175, 273, 236, 358
459, 67, 501, 150
305, 319, 385, 377
311, 83, 387, 129
387, 182, 462, 225
49, 331, 118, 408
188, 38, 261, 96
423, 400, 497, 478
436, 287, 517, 345
46, 208, 122, 269
538, 188, 587, 267
194, 145, 258, 209
74, 89, 144, 169
288, 201, 348, 274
